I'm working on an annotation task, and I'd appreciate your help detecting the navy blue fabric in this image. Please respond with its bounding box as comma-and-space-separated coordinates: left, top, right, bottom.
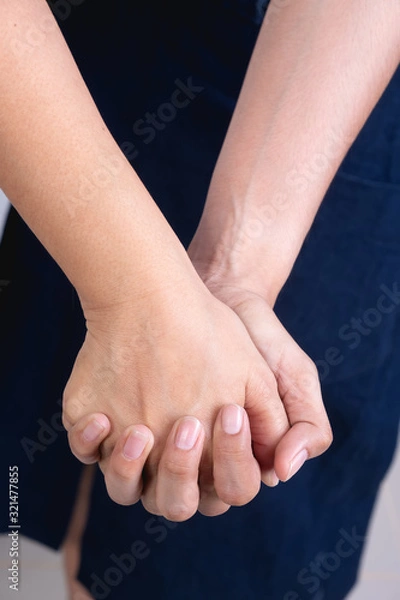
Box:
1, 1, 399, 598
0, 209, 86, 546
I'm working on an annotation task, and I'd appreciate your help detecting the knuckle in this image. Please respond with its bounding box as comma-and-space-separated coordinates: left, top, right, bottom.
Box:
105, 478, 138, 507
62, 412, 72, 432
157, 482, 199, 522
105, 486, 125, 506
67, 431, 97, 463
163, 503, 195, 522
111, 492, 140, 507
312, 422, 333, 455
66, 430, 80, 453
218, 482, 259, 507
112, 462, 138, 485
140, 496, 162, 516
162, 457, 193, 479
67, 443, 94, 465
296, 360, 320, 392
320, 424, 334, 451
283, 360, 321, 406
198, 501, 231, 517
216, 444, 248, 463
62, 396, 83, 430
252, 368, 280, 398
304, 356, 319, 377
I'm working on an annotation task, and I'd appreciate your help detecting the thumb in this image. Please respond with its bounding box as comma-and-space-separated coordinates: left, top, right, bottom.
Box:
233, 294, 333, 483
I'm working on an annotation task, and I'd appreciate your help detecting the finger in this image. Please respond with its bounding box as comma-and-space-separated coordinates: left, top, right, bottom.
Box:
104, 425, 154, 506
140, 468, 163, 516
234, 298, 332, 482
197, 486, 231, 517
213, 404, 261, 505
245, 365, 290, 486
197, 446, 231, 518
273, 363, 333, 482
67, 413, 111, 465
155, 417, 205, 522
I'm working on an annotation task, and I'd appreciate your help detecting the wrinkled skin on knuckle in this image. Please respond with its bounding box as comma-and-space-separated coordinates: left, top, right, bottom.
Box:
280, 361, 321, 408
162, 457, 194, 479
298, 360, 321, 394
216, 442, 250, 462
251, 365, 280, 396
111, 462, 138, 485
245, 369, 280, 414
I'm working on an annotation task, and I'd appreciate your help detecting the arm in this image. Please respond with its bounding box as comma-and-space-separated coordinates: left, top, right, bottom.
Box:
188, 0, 400, 479
0, 0, 292, 517
0, 0, 196, 309
189, 0, 400, 304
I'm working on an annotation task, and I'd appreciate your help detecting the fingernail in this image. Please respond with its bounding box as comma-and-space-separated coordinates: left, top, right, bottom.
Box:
264, 470, 280, 487
82, 419, 106, 443
123, 429, 149, 461
221, 404, 243, 435
175, 417, 202, 450
285, 449, 309, 481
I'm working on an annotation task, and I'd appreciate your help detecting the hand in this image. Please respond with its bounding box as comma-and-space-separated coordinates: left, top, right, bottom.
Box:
63, 279, 290, 521
187, 247, 333, 482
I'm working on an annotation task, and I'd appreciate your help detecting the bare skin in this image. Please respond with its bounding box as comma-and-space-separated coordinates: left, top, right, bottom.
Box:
0, 0, 329, 521
3, 1, 399, 533
69, 0, 400, 516
59, 0, 400, 592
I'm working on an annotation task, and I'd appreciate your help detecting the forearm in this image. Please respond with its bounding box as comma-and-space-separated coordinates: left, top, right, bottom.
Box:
189, 0, 400, 304
0, 0, 199, 313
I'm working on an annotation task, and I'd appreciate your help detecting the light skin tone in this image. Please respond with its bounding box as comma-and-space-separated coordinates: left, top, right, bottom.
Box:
1, 0, 399, 529
72, 0, 400, 517
64, 1, 400, 592
0, 0, 315, 520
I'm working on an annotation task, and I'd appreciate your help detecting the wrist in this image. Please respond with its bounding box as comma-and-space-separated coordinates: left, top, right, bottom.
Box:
188, 210, 295, 308
78, 228, 212, 342
61, 167, 205, 317
80, 249, 208, 332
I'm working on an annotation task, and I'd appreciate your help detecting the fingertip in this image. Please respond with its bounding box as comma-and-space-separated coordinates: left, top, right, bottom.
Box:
121, 425, 154, 461
274, 440, 309, 483
172, 416, 204, 451
283, 448, 309, 482
68, 413, 111, 465
220, 404, 244, 436
261, 469, 280, 487
105, 425, 153, 506
213, 404, 261, 506
81, 414, 110, 443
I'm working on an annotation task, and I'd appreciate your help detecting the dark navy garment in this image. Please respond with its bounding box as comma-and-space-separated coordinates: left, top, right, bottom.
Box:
1, 1, 400, 599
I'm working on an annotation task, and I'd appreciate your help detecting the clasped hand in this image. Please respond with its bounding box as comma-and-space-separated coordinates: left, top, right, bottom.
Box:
62, 253, 332, 521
